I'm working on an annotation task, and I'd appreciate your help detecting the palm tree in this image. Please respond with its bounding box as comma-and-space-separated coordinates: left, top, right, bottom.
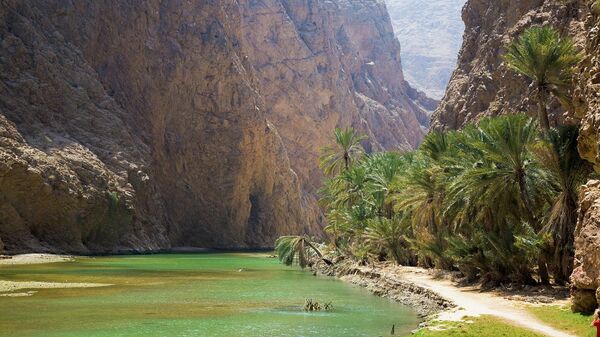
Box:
504, 26, 581, 131
274, 236, 333, 269
392, 155, 449, 268
532, 125, 593, 284
320, 127, 367, 176
364, 152, 408, 217
445, 115, 554, 284
363, 216, 412, 265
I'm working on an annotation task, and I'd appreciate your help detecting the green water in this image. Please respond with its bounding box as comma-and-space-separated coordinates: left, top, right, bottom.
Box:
0, 253, 419, 337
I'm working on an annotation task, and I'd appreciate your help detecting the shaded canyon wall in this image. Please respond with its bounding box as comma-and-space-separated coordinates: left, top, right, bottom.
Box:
0, 0, 429, 253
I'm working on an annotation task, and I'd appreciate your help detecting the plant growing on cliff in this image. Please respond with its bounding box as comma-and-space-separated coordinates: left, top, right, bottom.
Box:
320, 127, 367, 176
504, 26, 581, 131
274, 236, 332, 269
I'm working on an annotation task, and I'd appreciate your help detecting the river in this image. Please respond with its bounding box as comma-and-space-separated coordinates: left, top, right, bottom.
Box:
0, 253, 419, 337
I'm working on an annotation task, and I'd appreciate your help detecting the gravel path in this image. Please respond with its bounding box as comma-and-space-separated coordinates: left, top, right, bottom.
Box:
399, 267, 577, 337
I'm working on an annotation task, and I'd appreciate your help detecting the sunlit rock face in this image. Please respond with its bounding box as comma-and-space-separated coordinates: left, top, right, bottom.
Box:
0, 0, 429, 253
240, 0, 432, 201
571, 2, 600, 313
385, 0, 466, 100
430, 0, 585, 130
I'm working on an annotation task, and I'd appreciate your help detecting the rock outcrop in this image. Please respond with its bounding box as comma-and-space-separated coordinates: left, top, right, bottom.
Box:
431, 0, 585, 130
571, 2, 600, 313
0, 0, 428, 253
241, 0, 430, 196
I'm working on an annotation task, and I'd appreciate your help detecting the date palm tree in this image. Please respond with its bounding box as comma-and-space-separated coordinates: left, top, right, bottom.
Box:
320, 127, 367, 176
274, 236, 333, 269
445, 115, 554, 284
392, 155, 449, 268
533, 125, 593, 284
363, 215, 412, 265
504, 26, 581, 131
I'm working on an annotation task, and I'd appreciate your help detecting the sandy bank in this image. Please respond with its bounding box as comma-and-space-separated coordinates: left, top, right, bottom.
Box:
0, 280, 111, 294
0, 254, 111, 297
0, 253, 73, 265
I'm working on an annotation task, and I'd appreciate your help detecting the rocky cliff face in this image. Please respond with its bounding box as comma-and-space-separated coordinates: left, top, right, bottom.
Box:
0, 0, 428, 253
241, 0, 430, 196
431, 0, 585, 130
570, 1, 600, 313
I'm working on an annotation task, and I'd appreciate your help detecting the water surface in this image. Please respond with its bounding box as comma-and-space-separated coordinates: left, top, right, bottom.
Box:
0, 253, 419, 337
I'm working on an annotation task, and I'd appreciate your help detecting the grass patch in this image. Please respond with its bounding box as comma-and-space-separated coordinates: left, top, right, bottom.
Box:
410, 316, 544, 337
528, 305, 595, 337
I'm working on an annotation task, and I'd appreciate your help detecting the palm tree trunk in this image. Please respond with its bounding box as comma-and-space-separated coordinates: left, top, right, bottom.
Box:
516, 169, 537, 226
537, 255, 550, 285
554, 192, 577, 284
516, 168, 550, 284
537, 88, 551, 132
344, 152, 349, 171
305, 240, 333, 265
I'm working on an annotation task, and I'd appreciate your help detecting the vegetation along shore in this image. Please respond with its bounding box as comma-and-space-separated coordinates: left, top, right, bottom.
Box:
274, 23, 598, 336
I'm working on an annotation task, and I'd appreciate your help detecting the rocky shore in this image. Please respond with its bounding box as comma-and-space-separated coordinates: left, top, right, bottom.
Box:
311, 260, 454, 318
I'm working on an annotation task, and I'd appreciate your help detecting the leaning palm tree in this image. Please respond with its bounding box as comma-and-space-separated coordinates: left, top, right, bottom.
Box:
504, 26, 581, 131
532, 125, 592, 284
320, 127, 367, 176
274, 236, 333, 269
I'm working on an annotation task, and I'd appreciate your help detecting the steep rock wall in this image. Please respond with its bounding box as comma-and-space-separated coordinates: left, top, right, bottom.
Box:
0, 0, 428, 253
240, 0, 430, 198
571, 1, 600, 313
431, 0, 585, 130
0, 0, 312, 252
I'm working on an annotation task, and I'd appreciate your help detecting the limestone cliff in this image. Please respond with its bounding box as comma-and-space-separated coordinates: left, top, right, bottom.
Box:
241, 0, 430, 197
0, 0, 428, 253
431, 0, 585, 130
571, 1, 600, 313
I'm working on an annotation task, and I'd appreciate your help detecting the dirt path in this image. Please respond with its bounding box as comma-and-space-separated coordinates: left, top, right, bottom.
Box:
396, 267, 576, 337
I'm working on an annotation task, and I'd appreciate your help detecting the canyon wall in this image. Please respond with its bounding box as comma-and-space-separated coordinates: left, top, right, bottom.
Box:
241, 0, 431, 197
431, 0, 585, 130
0, 0, 428, 253
571, 1, 600, 313
385, 0, 466, 99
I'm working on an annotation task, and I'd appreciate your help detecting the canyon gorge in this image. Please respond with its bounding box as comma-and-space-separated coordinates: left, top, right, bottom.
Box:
0, 0, 430, 253
2, 0, 600, 316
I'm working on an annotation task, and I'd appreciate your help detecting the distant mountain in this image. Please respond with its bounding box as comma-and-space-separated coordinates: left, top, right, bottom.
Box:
385, 0, 466, 99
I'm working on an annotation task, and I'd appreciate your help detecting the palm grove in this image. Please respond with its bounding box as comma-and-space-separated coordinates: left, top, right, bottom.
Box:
276, 26, 591, 286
